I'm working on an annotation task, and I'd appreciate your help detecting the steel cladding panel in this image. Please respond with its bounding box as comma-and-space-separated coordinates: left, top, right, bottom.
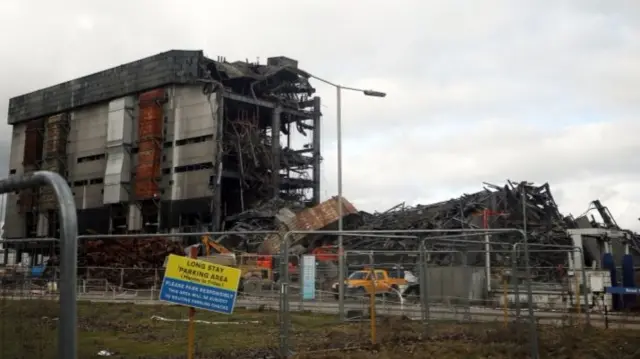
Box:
70, 105, 108, 154
9, 124, 26, 171
172, 86, 216, 141
171, 171, 211, 200
107, 97, 135, 146
74, 159, 105, 179
84, 184, 104, 209
3, 205, 25, 238
74, 184, 104, 210
170, 141, 215, 167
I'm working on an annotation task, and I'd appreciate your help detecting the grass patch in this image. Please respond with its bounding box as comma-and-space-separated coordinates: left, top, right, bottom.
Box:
1, 300, 640, 358
0, 300, 335, 358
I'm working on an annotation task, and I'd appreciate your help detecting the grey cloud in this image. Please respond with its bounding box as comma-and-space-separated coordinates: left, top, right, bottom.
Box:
0, 0, 638, 230
319, 118, 640, 229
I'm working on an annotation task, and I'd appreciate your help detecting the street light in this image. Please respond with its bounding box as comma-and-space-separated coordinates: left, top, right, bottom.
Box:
363, 90, 387, 97
302, 71, 387, 320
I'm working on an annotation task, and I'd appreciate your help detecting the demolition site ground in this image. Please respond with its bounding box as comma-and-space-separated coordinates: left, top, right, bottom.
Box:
1, 301, 640, 359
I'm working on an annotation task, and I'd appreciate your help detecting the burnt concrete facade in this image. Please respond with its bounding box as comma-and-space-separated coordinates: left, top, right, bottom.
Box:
8, 50, 203, 125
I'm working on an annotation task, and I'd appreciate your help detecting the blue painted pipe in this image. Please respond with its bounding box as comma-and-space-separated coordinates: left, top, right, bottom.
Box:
602, 252, 621, 310
622, 254, 636, 308
30, 264, 46, 278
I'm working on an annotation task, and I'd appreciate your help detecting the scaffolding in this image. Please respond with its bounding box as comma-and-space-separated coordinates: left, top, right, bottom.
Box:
133, 88, 167, 232
39, 113, 70, 237
19, 118, 45, 237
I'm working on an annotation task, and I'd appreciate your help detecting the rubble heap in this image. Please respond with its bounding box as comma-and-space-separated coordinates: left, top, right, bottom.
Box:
218, 197, 307, 252
219, 180, 637, 282
44, 180, 637, 288
339, 181, 639, 281
50, 237, 184, 288
333, 181, 570, 278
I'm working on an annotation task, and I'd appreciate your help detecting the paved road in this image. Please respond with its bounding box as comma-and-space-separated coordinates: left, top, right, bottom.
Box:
237, 298, 635, 328
2, 291, 634, 328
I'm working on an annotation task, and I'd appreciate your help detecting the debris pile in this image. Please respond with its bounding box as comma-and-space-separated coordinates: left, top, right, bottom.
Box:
41, 180, 637, 288
340, 181, 640, 282
218, 197, 307, 252
50, 237, 184, 288
221, 180, 638, 282
341, 181, 573, 272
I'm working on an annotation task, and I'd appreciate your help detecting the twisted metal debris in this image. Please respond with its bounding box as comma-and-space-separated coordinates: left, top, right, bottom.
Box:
44, 180, 638, 286
334, 181, 568, 277
214, 181, 640, 279
336, 180, 639, 281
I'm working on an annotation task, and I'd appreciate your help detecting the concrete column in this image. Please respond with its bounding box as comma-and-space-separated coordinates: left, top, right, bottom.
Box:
127, 204, 142, 231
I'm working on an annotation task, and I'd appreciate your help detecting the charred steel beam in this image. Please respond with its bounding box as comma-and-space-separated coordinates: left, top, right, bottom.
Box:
223, 92, 274, 108
272, 107, 282, 197
312, 96, 322, 205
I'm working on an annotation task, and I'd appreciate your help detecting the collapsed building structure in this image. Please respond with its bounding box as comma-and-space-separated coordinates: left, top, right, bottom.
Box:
339, 182, 640, 280
2, 50, 321, 266
192, 180, 640, 283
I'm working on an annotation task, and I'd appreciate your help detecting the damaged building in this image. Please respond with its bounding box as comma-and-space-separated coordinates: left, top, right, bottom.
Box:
3, 50, 321, 251
3, 50, 639, 291
336, 181, 640, 283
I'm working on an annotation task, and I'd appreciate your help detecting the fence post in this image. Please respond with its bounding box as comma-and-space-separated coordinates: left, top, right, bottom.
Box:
299, 255, 304, 311
511, 246, 521, 320
502, 271, 509, 327
0, 171, 78, 359
418, 243, 430, 329
461, 251, 471, 322
368, 254, 377, 345
187, 246, 197, 359
279, 233, 291, 358
577, 251, 591, 326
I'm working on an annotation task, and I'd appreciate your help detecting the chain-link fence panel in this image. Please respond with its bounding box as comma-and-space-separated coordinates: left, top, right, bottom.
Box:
279, 232, 429, 358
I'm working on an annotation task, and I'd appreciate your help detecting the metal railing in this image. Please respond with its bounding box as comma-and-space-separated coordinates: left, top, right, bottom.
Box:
0, 171, 78, 359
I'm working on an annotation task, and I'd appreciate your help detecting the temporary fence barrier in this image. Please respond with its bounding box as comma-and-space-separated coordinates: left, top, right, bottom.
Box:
2, 230, 292, 358
510, 244, 591, 325
277, 228, 543, 359
0, 171, 78, 359
279, 231, 434, 358
4, 195, 623, 359
72, 231, 283, 359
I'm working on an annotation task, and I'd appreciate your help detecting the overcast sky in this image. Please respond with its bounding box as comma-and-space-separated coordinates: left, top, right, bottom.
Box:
0, 0, 639, 230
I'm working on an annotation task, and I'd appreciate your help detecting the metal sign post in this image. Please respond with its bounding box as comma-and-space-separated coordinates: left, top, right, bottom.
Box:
159, 252, 242, 359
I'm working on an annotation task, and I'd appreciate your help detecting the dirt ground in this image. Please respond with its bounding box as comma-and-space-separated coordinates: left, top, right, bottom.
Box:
1, 300, 639, 359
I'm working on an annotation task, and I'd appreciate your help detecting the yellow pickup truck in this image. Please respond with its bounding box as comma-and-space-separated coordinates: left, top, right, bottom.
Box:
332, 268, 408, 299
